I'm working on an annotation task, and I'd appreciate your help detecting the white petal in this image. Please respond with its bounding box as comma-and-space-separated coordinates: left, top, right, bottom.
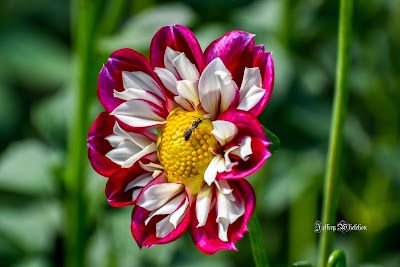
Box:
154, 67, 178, 95
217, 188, 245, 225
156, 214, 175, 238
204, 155, 226, 185
137, 183, 184, 211
174, 95, 194, 111
214, 180, 235, 202
169, 197, 189, 228
176, 80, 200, 108
124, 173, 154, 192
105, 141, 141, 166
139, 161, 163, 171
111, 100, 166, 127
237, 85, 265, 111
122, 71, 165, 101
223, 146, 239, 172
172, 52, 200, 80
231, 136, 253, 160
113, 88, 163, 107
105, 134, 125, 148
199, 58, 231, 119
111, 122, 152, 149
211, 120, 238, 146
196, 185, 214, 227
145, 193, 185, 225
132, 189, 141, 202
164, 47, 181, 77
240, 67, 262, 101
218, 218, 229, 242
122, 143, 157, 168
215, 70, 238, 113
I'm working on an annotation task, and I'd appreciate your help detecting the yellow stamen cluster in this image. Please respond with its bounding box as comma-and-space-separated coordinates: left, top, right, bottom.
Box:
157, 107, 217, 195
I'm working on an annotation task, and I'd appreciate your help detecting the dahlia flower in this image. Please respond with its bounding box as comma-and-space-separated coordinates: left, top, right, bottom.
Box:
88, 24, 275, 254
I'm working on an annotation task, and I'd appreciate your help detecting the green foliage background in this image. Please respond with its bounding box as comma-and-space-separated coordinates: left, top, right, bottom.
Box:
0, 0, 399, 266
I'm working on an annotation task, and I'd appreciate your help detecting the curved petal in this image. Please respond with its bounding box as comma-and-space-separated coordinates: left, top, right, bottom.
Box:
150, 25, 205, 72
105, 160, 152, 207
204, 31, 255, 87
131, 190, 192, 248
218, 137, 271, 180
87, 112, 120, 177
248, 46, 274, 116
110, 99, 168, 128
190, 180, 255, 255
218, 109, 267, 142
98, 48, 165, 113
217, 109, 271, 180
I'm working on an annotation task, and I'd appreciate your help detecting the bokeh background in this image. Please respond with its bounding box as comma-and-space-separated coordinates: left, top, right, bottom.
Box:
0, 0, 399, 266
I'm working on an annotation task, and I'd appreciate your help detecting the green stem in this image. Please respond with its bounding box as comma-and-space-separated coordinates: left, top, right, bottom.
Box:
326, 250, 347, 267
317, 0, 353, 266
101, 0, 127, 36
249, 213, 270, 267
65, 0, 101, 267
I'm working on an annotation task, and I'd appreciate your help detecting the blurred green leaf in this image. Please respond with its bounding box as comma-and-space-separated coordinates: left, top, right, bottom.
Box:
0, 26, 70, 90
0, 83, 23, 142
0, 201, 61, 253
0, 140, 60, 195
99, 3, 196, 53
262, 149, 323, 214
11, 257, 50, 267
87, 208, 181, 267
263, 126, 280, 154
31, 89, 73, 147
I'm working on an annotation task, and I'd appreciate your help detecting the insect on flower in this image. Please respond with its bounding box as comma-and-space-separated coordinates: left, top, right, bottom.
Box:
87, 24, 276, 254
183, 117, 203, 141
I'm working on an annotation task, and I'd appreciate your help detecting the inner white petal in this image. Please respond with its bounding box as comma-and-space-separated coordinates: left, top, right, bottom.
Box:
196, 184, 214, 227
169, 197, 189, 228
154, 67, 178, 95
156, 214, 175, 238
164, 47, 181, 77
214, 180, 235, 202
144, 193, 185, 225
231, 136, 253, 161
110, 99, 166, 128
199, 58, 231, 119
218, 218, 229, 242
113, 88, 163, 107
176, 80, 200, 108
174, 95, 194, 111
211, 120, 238, 146
124, 173, 154, 192
237, 85, 265, 111
172, 53, 200, 81
223, 146, 240, 172
122, 71, 165, 101
216, 71, 238, 113
137, 183, 184, 211
121, 143, 157, 168
105, 141, 142, 166
240, 67, 262, 101
112, 122, 153, 149
204, 155, 227, 185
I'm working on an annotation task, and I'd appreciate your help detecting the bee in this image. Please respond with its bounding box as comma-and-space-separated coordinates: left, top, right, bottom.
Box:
183, 117, 203, 141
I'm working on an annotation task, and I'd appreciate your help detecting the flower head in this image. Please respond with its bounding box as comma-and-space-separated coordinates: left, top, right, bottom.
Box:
88, 24, 274, 254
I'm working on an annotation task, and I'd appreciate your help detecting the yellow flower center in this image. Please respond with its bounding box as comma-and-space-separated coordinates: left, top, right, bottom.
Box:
157, 107, 217, 195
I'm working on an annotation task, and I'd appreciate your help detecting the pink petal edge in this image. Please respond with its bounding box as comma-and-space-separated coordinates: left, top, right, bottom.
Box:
150, 24, 205, 72
131, 187, 192, 248
204, 30, 255, 88
87, 112, 120, 177
190, 180, 255, 254
98, 48, 166, 114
